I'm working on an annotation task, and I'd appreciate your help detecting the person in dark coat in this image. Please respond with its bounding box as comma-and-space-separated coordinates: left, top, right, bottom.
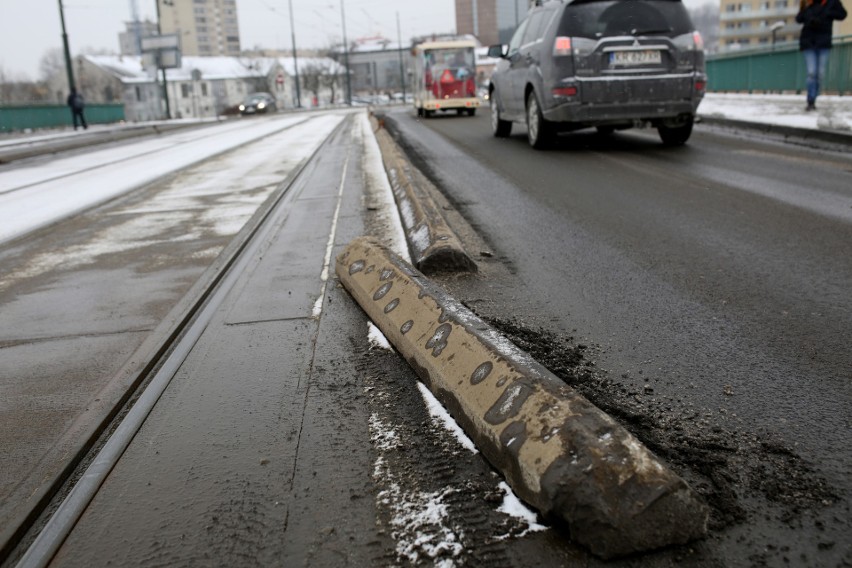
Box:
796, 0, 847, 110
66, 87, 88, 130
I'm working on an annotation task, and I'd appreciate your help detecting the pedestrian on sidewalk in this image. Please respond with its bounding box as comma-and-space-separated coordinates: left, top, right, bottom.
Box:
796, 0, 847, 111
66, 87, 88, 130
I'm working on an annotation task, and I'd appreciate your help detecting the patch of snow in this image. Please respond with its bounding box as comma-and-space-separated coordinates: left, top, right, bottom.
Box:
0, 115, 313, 245
495, 482, 548, 539
368, 395, 464, 566
368, 413, 402, 451
368, 322, 393, 350
357, 113, 410, 262
377, 483, 464, 565
0, 115, 342, 293
415, 382, 477, 454
699, 93, 852, 132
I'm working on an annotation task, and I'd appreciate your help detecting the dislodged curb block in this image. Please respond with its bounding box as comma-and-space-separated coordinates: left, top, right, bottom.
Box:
336, 236, 708, 559
373, 122, 477, 273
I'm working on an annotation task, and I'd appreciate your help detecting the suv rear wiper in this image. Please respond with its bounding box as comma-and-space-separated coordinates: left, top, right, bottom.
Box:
630, 27, 672, 35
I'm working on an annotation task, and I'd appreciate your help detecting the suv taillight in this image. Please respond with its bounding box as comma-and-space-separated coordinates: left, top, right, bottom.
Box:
554, 36, 572, 56
693, 31, 704, 51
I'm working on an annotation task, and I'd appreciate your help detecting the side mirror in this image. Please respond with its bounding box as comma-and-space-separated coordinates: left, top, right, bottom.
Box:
487, 44, 508, 58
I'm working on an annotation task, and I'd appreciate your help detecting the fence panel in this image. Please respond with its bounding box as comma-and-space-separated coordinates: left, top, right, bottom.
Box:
707, 36, 850, 94
0, 104, 125, 132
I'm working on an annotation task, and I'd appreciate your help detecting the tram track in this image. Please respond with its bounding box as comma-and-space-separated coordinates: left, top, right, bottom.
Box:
0, 115, 318, 247
0, 116, 310, 197
1, 116, 349, 568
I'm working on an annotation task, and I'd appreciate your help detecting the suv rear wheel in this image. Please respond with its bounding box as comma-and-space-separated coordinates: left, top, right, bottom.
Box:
526, 91, 555, 149
657, 116, 694, 146
491, 97, 512, 137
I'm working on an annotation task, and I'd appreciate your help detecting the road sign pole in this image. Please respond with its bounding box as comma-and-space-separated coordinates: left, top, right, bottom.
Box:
161, 67, 171, 119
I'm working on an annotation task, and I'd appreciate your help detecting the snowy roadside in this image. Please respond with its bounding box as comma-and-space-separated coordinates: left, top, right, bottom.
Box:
698, 93, 852, 133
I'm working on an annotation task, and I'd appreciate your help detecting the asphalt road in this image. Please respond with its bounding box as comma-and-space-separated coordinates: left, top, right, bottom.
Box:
2, 108, 850, 567
381, 108, 852, 567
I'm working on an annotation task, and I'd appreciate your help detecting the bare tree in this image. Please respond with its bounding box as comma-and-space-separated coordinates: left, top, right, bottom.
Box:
300, 61, 323, 104
0, 64, 49, 104
39, 48, 66, 83
321, 61, 340, 105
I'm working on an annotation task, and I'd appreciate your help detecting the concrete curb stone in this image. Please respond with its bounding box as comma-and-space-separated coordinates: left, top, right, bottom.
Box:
336, 236, 709, 559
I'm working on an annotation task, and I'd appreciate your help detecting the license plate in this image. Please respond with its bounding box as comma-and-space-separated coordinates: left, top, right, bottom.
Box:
610, 50, 661, 66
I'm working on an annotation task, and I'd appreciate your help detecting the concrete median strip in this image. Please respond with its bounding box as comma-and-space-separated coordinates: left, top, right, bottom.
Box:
336, 236, 709, 559
372, 121, 476, 274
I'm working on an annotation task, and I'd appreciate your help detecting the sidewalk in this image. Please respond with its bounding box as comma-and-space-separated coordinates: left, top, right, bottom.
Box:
697, 93, 852, 143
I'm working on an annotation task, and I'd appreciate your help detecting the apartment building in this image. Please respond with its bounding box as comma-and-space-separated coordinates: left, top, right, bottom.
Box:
719, 0, 800, 50
119, 20, 160, 56
455, 0, 531, 46
719, 0, 852, 50
158, 0, 241, 56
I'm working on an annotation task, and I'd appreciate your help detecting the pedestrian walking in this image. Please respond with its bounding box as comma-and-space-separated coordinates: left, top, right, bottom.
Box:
796, 0, 847, 111
66, 87, 88, 130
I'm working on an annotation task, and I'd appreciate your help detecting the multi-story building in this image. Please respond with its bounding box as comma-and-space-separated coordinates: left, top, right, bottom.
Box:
719, 0, 801, 50
455, 0, 531, 46
720, 0, 852, 50
157, 0, 241, 57
119, 20, 160, 56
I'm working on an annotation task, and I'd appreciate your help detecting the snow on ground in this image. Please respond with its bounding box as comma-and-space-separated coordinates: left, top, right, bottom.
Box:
699, 93, 852, 132
416, 382, 478, 454
0, 114, 344, 293
367, 322, 393, 350
495, 482, 548, 539
0, 115, 312, 245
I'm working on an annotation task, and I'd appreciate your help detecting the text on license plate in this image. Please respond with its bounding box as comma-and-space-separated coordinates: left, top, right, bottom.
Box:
610, 50, 661, 66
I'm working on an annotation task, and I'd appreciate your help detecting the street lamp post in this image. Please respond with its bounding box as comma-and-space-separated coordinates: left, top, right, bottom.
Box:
288, 0, 301, 108
341, 0, 352, 105
155, 0, 172, 119
396, 12, 406, 102
770, 21, 785, 50
57, 0, 76, 94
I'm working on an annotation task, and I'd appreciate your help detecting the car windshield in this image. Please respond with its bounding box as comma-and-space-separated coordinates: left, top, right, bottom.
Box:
559, 0, 693, 39
246, 94, 269, 104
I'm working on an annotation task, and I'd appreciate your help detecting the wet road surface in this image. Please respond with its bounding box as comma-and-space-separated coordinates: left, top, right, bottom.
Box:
3, 106, 851, 567
380, 108, 852, 567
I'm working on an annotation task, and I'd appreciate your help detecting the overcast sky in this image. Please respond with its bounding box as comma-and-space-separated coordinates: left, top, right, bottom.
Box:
1, 0, 715, 81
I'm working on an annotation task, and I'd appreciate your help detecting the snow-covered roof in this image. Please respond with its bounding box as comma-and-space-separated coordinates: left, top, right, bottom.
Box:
84, 55, 277, 83
350, 36, 404, 53
83, 55, 340, 84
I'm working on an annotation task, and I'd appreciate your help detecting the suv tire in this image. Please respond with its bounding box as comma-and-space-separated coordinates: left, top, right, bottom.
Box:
491, 97, 512, 137
526, 91, 555, 149
657, 117, 694, 146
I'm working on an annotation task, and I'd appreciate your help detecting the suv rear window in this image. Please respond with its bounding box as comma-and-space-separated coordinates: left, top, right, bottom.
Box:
558, 0, 693, 39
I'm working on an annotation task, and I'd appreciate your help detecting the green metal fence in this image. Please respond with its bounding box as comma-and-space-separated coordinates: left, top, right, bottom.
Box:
706, 35, 852, 95
0, 104, 125, 132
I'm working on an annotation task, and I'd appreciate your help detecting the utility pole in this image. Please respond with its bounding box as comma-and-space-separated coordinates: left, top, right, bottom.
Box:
155, 0, 172, 119
288, 0, 301, 108
396, 12, 406, 102
57, 0, 76, 94
341, 0, 352, 106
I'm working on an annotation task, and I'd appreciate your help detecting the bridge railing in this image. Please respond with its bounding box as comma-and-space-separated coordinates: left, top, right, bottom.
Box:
0, 104, 125, 133
706, 35, 852, 95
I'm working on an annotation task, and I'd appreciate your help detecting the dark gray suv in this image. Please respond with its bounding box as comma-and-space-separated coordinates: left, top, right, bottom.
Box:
488, 0, 706, 147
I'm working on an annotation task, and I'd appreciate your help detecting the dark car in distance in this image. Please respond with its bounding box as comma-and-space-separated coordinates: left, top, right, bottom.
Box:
488, 0, 706, 147
239, 92, 277, 115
